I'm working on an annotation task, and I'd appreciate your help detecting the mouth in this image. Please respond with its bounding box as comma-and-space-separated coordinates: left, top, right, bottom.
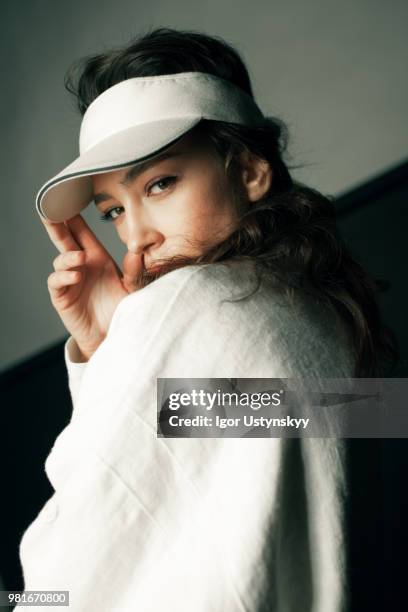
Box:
147, 265, 163, 274
143, 257, 163, 274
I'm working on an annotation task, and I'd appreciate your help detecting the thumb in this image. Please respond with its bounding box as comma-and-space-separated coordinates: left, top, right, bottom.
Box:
122, 251, 143, 293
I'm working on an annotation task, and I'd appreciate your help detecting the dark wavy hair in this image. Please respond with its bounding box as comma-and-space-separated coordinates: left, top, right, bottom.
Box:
64, 26, 399, 377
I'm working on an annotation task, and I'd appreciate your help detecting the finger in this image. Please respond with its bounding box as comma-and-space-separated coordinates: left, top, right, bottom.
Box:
53, 250, 86, 272
40, 215, 81, 253
65, 214, 110, 256
122, 251, 143, 292
47, 270, 81, 294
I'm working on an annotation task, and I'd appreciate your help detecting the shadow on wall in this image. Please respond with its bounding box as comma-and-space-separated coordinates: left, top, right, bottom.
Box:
0, 159, 407, 610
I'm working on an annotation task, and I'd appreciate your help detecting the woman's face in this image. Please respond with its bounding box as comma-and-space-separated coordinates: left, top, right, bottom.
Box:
91, 132, 241, 276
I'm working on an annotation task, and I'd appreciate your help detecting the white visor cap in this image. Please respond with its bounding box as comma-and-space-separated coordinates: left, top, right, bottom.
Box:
36, 71, 266, 222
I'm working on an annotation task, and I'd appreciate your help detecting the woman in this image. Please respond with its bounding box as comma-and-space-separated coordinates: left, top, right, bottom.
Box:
17, 27, 397, 612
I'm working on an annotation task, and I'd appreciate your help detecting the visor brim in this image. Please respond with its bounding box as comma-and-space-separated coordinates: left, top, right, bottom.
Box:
36, 116, 202, 222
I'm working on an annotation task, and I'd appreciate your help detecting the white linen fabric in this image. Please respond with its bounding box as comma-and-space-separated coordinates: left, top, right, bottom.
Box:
17, 260, 355, 612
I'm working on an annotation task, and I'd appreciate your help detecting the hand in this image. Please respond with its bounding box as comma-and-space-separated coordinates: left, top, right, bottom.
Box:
42, 214, 143, 360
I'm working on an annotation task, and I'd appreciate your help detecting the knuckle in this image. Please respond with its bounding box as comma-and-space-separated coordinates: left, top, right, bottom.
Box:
66, 251, 83, 267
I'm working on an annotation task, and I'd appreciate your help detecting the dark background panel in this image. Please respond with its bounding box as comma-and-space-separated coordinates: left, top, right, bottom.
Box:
336, 160, 408, 377
0, 344, 72, 591
336, 160, 408, 611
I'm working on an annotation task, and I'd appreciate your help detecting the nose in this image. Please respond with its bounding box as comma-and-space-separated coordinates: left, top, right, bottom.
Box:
124, 205, 163, 256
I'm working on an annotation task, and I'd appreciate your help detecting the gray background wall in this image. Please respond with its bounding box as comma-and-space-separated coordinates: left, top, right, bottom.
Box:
1, 0, 407, 372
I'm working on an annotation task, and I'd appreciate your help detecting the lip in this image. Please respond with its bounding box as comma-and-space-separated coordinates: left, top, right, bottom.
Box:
144, 258, 162, 273
147, 265, 163, 273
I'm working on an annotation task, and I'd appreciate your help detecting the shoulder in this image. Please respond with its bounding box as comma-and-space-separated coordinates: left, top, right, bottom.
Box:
106, 259, 355, 377
108, 259, 262, 334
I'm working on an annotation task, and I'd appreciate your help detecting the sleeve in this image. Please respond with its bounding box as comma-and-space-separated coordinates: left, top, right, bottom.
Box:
63, 336, 88, 409
17, 263, 352, 612
299, 437, 349, 612
18, 266, 254, 612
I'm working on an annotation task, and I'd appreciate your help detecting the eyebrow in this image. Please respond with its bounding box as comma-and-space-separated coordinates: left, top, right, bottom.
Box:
93, 150, 185, 205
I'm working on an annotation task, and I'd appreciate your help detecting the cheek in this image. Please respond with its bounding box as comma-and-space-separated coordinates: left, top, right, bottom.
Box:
125, 170, 237, 247
146, 186, 210, 235
178, 176, 236, 229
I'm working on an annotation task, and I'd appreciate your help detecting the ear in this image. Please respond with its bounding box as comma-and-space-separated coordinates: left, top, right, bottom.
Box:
239, 150, 273, 202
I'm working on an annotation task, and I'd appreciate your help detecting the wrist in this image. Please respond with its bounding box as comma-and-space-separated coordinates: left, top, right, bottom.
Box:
77, 348, 91, 362
76, 335, 106, 362
67, 337, 92, 364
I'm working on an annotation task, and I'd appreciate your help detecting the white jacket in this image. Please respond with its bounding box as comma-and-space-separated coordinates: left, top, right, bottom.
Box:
17, 260, 354, 611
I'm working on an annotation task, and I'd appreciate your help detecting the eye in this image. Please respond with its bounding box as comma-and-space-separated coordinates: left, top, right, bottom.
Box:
146, 175, 177, 196
98, 176, 178, 223
99, 206, 123, 222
